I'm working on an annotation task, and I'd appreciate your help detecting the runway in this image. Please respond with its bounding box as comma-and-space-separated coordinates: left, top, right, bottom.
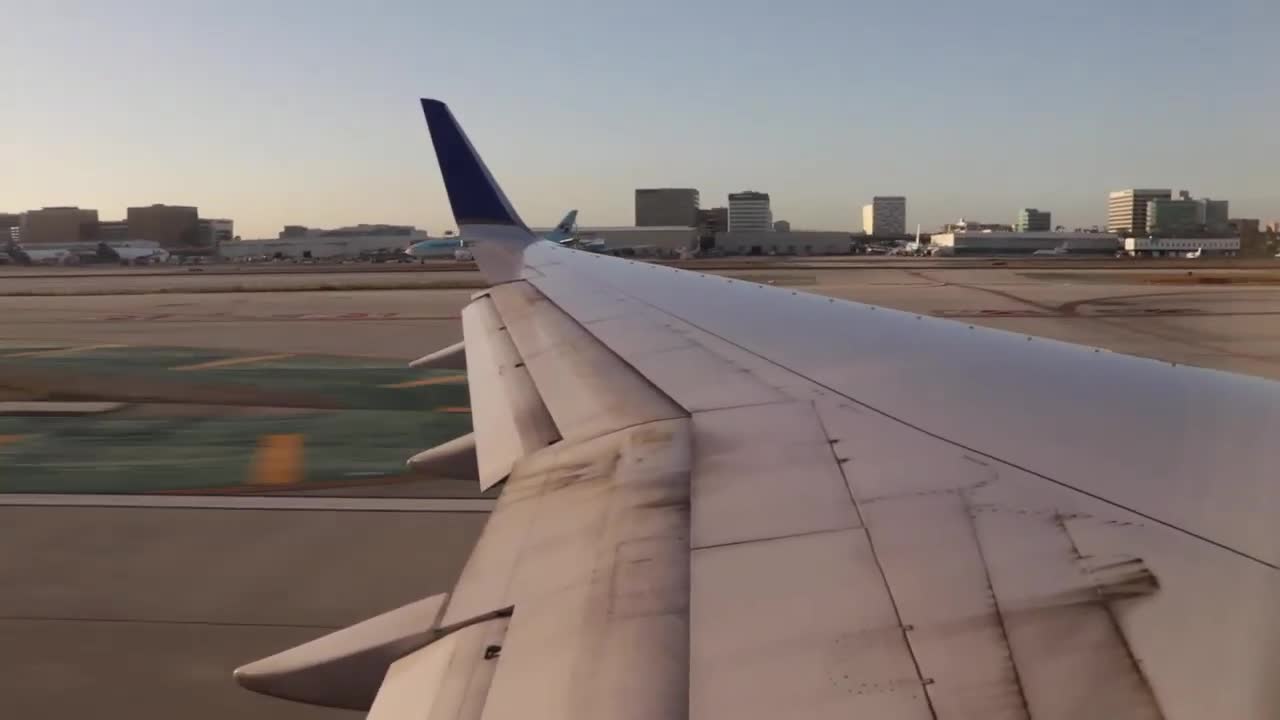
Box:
3, 258, 1280, 718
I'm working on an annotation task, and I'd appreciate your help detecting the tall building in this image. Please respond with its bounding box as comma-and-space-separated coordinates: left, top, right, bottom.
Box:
1016, 208, 1051, 232
728, 191, 772, 232
18, 206, 99, 244
1146, 196, 1199, 235
127, 204, 199, 248
1107, 189, 1171, 234
862, 196, 906, 236
1200, 199, 1229, 235
1146, 192, 1230, 236
697, 207, 728, 237
635, 188, 699, 227
773, 220, 791, 232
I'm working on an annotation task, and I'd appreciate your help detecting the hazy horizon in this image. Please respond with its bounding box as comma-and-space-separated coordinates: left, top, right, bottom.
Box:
6, 0, 1278, 238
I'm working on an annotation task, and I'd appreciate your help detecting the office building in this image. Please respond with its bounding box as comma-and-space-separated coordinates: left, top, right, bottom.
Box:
1016, 208, 1051, 232
862, 196, 906, 236
97, 220, 129, 241
697, 207, 728, 239
1230, 219, 1264, 255
127, 204, 200, 248
0, 213, 20, 242
773, 220, 791, 232
635, 188, 699, 227
1107, 189, 1171, 234
18, 206, 99, 244
728, 191, 772, 232
1146, 195, 1200, 235
1146, 192, 1230, 236
199, 218, 235, 246
1200, 199, 1229, 235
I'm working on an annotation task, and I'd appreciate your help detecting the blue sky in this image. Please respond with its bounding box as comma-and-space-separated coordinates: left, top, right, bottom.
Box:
4, 0, 1277, 237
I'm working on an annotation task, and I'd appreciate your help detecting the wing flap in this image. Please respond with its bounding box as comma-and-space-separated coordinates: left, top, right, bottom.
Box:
461, 296, 559, 489
368, 616, 510, 720
234, 593, 449, 711
440, 418, 692, 718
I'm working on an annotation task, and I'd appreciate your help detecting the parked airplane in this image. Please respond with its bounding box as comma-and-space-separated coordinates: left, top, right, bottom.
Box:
403, 236, 463, 259
234, 99, 1280, 720
1032, 241, 1071, 256
1185, 247, 1203, 259
100, 241, 171, 265
544, 209, 578, 243
3, 242, 77, 265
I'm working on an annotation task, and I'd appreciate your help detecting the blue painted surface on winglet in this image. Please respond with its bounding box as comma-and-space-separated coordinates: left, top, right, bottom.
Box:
420, 99, 524, 227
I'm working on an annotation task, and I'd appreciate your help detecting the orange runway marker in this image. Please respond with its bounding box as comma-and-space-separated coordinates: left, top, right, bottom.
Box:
249, 433, 304, 486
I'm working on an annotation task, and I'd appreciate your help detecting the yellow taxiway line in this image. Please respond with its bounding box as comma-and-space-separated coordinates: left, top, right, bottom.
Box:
171, 353, 294, 371
3, 344, 126, 359
380, 375, 467, 389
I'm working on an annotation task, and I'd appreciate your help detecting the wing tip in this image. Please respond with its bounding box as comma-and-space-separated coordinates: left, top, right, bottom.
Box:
419, 97, 524, 229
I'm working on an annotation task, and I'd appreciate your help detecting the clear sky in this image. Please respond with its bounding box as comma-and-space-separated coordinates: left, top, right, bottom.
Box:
4, 0, 1277, 237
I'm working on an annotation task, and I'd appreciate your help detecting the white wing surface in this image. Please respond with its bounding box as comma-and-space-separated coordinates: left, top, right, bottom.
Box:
235, 100, 1280, 719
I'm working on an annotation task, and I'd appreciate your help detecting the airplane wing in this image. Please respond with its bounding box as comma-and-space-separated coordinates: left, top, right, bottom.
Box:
235, 99, 1280, 719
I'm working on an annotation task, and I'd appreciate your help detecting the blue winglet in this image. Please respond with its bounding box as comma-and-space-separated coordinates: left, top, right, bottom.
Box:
420, 99, 525, 228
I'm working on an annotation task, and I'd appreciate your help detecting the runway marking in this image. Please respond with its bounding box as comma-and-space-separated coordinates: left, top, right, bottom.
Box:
381, 375, 467, 389
249, 433, 304, 486
170, 353, 295, 371
2, 343, 126, 358
0, 494, 496, 512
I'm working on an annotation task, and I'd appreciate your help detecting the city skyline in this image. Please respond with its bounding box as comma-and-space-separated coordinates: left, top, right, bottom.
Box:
6, 1, 1277, 238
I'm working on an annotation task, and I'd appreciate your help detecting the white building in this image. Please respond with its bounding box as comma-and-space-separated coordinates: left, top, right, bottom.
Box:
715, 230, 852, 256
218, 229, 428, 260
862, 196, 906, 236
931, 231, 1120, 255
1122, 237, 1239, 256
1107, 188, 1171, 234
728, 192, 772, 232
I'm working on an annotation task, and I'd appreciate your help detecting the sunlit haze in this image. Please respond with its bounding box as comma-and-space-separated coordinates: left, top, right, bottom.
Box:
5, 0, 1278, 237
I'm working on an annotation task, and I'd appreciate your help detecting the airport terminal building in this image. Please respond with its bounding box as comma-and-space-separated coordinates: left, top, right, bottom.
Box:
715, 230, 853, 255
1122, 237, 1240, 256
930, 231, 1121, 255
536, 225, 699, 256
219, 225, 428, 260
